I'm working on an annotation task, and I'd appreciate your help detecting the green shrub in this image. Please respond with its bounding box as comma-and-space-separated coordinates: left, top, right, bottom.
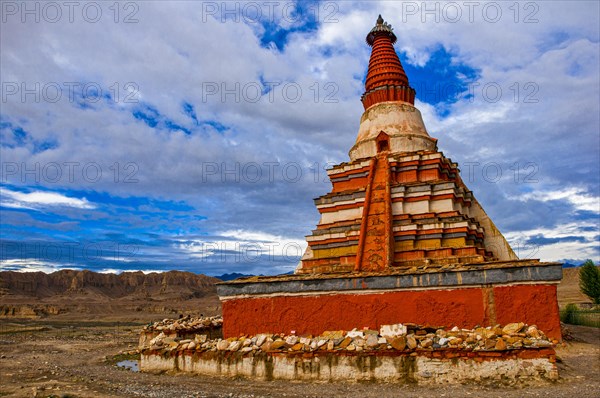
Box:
560, 303, 579, 324
560, 303, 600, 327
579, 260, 600, 304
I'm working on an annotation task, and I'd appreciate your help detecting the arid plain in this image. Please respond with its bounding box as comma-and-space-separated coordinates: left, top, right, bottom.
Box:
0, 268, 598, 398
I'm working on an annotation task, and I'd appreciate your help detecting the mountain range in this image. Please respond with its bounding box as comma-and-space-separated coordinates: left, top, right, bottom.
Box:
0, 270, 221, 320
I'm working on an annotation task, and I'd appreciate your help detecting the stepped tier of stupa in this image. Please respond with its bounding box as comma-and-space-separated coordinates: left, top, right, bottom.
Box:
298, 15, 515, 274
217, 16, 562, 341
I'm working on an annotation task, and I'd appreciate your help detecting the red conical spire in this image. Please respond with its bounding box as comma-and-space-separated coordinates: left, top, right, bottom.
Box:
361, 15, 415, 109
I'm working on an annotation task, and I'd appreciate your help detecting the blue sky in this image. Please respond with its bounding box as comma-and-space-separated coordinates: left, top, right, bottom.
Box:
1, 1, 599, 275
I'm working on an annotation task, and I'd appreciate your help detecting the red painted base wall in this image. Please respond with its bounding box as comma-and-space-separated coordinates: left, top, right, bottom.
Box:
493, 284, 561, 339
221, 284, 561, 340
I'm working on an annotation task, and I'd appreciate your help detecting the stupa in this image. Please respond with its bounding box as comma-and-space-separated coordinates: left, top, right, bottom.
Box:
217, 16, 562, 340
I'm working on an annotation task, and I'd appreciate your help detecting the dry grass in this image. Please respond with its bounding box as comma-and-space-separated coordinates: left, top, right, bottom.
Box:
557, 266, 596, 307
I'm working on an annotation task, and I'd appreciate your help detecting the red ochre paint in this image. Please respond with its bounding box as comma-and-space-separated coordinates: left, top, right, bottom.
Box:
221, 284, 561, 340
493, 284, 561, 341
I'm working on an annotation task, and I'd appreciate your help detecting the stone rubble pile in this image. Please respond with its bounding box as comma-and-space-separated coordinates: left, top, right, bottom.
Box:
141, 322, 556, 354
142, 316, 222, 333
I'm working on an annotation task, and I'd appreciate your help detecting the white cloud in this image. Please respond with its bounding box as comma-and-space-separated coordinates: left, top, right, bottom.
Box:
97, 268, 165, 274
178, 229, 306, 260
505, 222, 599, 263
0, 259, 82, 273
519, 188, 599, 213
1, 187, 95, 210
1, 1, 598, 271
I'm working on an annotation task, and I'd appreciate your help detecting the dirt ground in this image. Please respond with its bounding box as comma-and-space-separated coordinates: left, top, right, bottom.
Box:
0, 320, 598, 398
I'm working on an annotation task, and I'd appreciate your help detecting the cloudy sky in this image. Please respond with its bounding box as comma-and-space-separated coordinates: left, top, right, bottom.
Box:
1, 1, 598, 276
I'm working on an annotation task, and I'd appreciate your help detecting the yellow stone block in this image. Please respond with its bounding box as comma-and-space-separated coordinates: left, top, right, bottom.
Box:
311, 245, 358, 259
414, 238, 441, 249
394, 241, 414, 251
441, 237, 467, 247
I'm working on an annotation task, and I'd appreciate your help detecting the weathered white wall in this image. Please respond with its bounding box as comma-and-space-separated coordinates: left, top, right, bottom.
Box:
140, 352, 557, 384
350, 102, 437, 160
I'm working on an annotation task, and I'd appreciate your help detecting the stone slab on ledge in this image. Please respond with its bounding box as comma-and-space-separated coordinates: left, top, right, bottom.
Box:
216, 260, 561, 297
140, 348, 558, 384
